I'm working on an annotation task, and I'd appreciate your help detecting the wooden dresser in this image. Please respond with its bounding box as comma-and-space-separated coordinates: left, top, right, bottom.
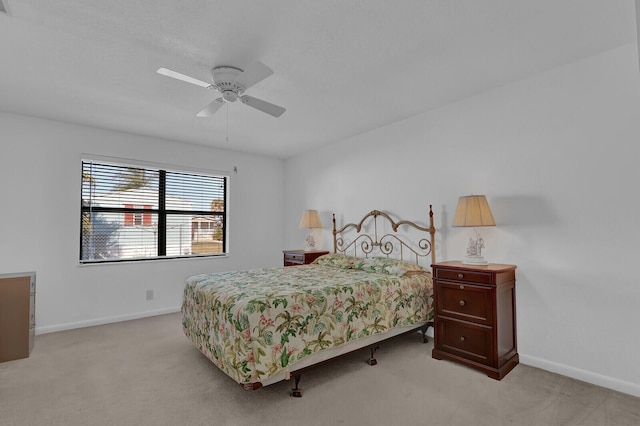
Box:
283, 250, 329, 266
431, 261, 518, 380
0, 272, 36, 362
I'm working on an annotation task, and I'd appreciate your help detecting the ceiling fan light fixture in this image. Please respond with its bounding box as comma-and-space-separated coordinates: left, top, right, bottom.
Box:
221, 90, 238, 103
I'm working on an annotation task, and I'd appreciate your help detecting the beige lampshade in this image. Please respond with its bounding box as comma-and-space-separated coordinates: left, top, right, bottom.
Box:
299, 210, 323, 229
452, 195, 496, 227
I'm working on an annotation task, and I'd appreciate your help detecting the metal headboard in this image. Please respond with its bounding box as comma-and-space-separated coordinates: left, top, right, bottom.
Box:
332, 205, 436, 266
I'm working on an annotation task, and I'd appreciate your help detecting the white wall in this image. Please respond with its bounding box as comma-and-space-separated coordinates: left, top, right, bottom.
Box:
284, 44, 640, 397
0, 112, 284, 332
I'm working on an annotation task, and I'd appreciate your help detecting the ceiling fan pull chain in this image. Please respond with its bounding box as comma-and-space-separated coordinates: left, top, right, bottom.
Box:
226, 103, 229, 142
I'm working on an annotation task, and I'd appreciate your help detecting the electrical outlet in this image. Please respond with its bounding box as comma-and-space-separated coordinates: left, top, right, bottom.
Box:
146, 290, 154, 301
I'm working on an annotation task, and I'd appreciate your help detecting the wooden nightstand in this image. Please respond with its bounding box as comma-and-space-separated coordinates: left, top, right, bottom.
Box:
431, 261, 518, 380
283, 250, 329, 266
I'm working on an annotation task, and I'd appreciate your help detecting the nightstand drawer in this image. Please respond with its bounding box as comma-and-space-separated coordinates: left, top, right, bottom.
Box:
436, 282, 494, 325
284, 253, 305, 263
435, 268, 493, 285
437, 318, 494, 366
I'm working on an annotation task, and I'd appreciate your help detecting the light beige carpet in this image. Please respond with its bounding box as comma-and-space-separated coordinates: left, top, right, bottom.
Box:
1, 313, 638, 426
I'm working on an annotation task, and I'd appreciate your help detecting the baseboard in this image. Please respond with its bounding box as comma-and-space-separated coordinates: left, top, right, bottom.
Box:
35, 306, 181, 335
520, 353, 640, 398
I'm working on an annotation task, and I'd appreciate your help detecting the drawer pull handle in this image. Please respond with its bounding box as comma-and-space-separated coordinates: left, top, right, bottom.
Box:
459, 300, 466, 307
458, 273, 464, 279
460, 336, 466, 342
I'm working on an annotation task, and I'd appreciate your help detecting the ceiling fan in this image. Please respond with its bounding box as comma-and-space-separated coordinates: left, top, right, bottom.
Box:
157, 61, 286, 118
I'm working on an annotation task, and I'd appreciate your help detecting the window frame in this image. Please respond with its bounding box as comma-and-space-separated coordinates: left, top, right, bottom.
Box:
80, 158, 229, 264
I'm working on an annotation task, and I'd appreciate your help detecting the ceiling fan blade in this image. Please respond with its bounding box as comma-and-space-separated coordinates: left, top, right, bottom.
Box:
234, 61, 274, 90
157, 68, 213, 89
196, 98, 225, 117
240, 95, 286, 117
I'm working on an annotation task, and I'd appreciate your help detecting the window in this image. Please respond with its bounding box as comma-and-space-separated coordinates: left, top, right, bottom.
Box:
124, 205, 153, 226
81, 160, 227, 263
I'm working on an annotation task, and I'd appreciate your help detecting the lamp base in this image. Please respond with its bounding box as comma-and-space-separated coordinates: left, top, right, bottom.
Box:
462, 255, 489, 266
463, 230, 489, 265
304, 233, 316, 251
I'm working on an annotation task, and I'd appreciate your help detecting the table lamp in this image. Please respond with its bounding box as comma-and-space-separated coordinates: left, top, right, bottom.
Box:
299, 210, 322, 251
452, 195, 496, 265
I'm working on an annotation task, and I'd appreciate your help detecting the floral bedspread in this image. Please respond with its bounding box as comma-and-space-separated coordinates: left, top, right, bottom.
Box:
181, 255, 433, 384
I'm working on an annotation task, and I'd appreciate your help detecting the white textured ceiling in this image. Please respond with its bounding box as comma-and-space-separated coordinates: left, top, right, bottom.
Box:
0, 0, 636, 158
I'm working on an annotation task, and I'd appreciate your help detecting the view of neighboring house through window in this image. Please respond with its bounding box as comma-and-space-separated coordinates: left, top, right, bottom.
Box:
81, 160, 227, 263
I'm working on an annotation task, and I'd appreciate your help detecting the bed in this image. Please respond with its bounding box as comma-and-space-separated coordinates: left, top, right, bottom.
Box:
181, 206, 436, 396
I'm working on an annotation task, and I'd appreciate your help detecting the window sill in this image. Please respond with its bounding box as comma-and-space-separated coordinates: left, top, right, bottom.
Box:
78, 253, 229, 266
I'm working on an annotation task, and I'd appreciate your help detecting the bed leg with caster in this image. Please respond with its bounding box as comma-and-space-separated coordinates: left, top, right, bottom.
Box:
291, 374, 303, 398
420, 322, 432, 343
368, 345, 380, 366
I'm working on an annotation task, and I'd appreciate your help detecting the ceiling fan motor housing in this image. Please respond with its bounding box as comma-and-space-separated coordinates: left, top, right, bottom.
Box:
212, 66, 245, 102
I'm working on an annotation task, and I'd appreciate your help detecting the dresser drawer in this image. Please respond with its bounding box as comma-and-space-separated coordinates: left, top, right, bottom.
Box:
436, 318, 494, 366
435, 268, 493, 285
29, 294, 36, 326
436, 281, 494, 325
